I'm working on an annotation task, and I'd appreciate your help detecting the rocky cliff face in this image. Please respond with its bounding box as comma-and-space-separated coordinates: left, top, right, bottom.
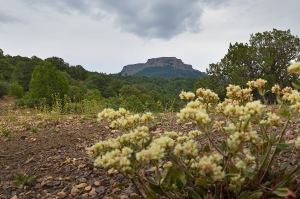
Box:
121, 57, 196, 76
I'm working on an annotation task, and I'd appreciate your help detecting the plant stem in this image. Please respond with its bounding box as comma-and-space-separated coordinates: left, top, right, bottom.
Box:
258, 119, 290, 184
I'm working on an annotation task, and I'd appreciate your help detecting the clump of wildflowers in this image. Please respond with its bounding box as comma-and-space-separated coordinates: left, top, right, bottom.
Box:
196, 88, 219, 104
179, 91, 195, 100
174, 139, 198, 157
246, 78, 267, 89
190, 154, 225, 180
287, 61, 300, 75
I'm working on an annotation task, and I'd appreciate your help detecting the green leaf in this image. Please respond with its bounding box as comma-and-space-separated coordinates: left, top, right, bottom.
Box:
143, 136, 152, 148
276, 143, 292, 150
130, 195, 142, 199
187, 187, 202, 199
175, 178, 184, 192
113, 181, 129, 188
246, 190, 263, 199
269, 133, 277, 144
292, 82, 300, 89
219, 141, 228, 152
149, 183, 165, 196
203, 144, 210, 152
172, 169, 185, 191
279, 159, 291, 171
275, 108, 291, 119
162, 165, 175, 186
272, 188, 296, 197
195, 178, 212, 186
225, 173, 237, 178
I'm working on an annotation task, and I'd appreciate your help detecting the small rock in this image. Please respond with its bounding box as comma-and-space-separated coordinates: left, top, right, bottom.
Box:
76, 183, 87, 189
71, 187, 80, 195
11, 196, 17, 199
89, 188, 97, 196
104, 126, 110, 130
85, 185, 92, 191
107, 168, 119, 175
111, 130, 119, 133
118, 194, 129, 199
57, 191, 67, 198
94, 181, 100, 186
79, 177, 87, 183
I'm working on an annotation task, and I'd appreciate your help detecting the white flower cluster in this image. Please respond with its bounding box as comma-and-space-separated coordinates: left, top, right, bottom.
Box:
271, 84, 281, 95
97, 108, 155, 130
190, 154, 225, 180
88, 126, 151, 172
287, 62, 300, 75
226, 84, 253, 102
179, 91, 195, 100
177, 106, 211, 124
174, 140, 198, 157
260, 113, 281, 127
136, 136, 175, 163
223, 101, 265, 120
227, 130, 260, 149
164, 131, 181, 139
246, 78, 267, 89
94, 147, 133, 172
188, 130, 203, 138
196, 88, 219, 104
235, 157, 246, 170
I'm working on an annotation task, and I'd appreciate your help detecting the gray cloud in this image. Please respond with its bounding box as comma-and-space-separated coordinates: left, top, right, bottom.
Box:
0, 11, 21, 24
22, 0, 231, 39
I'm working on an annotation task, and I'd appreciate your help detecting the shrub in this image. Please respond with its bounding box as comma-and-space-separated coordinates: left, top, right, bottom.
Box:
0, 81, 9, 98
8, 81, 24, 99
88, 62, 300, 198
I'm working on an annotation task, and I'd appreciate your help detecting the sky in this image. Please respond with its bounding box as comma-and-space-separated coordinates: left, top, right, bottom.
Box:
1, 0, 300, 74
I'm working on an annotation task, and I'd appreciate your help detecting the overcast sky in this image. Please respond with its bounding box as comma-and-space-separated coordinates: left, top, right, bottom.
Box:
1, 0, 299, 74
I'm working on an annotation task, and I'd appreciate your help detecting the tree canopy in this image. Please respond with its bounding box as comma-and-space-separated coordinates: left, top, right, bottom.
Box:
198, 29, 300, 100
29, 62, 69, 104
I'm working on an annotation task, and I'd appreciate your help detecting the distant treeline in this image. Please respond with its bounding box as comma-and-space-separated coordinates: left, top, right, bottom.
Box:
0, 49, 200, 112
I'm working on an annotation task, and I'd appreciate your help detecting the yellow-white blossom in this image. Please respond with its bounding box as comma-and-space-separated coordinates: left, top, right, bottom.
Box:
235, 157, 246, 170
188, 130, 203, 138
190, 154, 224, 180
287, 62, 300, 75
179, 91, 195, 100
174, 140, 198, 157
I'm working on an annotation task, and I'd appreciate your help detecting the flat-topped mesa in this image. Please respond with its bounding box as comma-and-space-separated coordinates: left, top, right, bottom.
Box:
145, 57, 193, 71
121, 57, 195, 75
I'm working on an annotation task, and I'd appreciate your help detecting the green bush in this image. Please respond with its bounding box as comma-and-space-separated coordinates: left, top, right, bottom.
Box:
121, 95, 145, 113
0, 81, 9, 98
8, 81, 24, 99
88, 63, 300, 198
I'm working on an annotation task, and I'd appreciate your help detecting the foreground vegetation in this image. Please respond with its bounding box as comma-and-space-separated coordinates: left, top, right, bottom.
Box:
88, 70, 300, 198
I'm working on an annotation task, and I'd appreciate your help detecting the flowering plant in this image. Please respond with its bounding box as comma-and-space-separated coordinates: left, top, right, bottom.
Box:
88, 63, 300, 198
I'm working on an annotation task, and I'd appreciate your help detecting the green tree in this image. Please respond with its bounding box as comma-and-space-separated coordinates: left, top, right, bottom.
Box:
29, 62, 69, 104
0, 81, 9, 98
84, 89, 102, 101
11, 61, 35, 91
0, 59, 14, 81
8, 81, 24, 99
85, 74, 108, 93
68, 86, 83, 102
202, 29, 300, 99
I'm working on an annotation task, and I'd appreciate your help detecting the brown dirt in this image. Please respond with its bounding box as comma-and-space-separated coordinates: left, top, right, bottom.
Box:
0, 112, 202, 199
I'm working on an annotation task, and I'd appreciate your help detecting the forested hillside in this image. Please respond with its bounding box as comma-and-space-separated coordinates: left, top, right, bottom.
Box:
0, 49, 200, 112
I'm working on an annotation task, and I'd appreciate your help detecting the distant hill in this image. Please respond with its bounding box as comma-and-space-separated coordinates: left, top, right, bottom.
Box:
120, 57, 207, 78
